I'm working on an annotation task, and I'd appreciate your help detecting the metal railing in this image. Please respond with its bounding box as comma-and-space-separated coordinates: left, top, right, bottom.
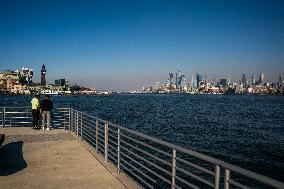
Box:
0, 107, 69, 129
1, 107, 284, 189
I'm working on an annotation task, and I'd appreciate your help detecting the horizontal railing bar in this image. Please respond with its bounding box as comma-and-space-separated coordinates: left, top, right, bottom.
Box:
4, 117, 32, 119
119, 162, 154, 189
120, 145, 172, 179
176, 157, 214, 176
0, 106, 30, 108
108, 152, 118, 164
97, 143, 105, 153
108, 143, 117, 152
108, 132, 118, 140
120, 132, 171, 158
97, 131, 105, 139
108, 127, 118, 134
98, 136, 105, 144
121, 139, 172, 167
98, 123, 105, 128
175, 166, 214, 187
54, 111, 69, 113
53, 119, 66, 121
229, 179, 251, 189
175, 175, 200, 189
97, 126, 104, 132
108, 149, 118, 160
6, 122, 32, 124
108, 137, 118, 146
120, 156, 156, 184
53, 116, 65, 118
5, 112, 31, 114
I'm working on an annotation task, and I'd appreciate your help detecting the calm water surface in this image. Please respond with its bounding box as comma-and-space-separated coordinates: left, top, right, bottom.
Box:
1, 94, 283, 181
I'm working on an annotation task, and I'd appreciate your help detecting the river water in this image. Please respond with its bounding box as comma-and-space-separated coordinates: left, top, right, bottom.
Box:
1, 94, 283, 181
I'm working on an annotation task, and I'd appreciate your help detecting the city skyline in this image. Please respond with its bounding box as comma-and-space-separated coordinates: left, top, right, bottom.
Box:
1, 0, 284, 91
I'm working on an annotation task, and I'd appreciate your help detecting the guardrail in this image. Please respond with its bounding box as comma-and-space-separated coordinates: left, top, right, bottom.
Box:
1, 107, 284, 189
0, 107, 69, 129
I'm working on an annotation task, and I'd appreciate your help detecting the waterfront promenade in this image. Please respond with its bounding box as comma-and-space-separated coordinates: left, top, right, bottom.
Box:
0, 127, 139, 189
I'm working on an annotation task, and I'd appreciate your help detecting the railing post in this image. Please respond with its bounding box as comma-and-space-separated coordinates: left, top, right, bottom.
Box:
104, 122, 109, 163
68, 108, 71, 131
214, 165, 220, 189
224, 169, 230, 189
81, 113, 83, 140
76, 111, 79, 137
2, 108, 5, 127
95, 118, 99, 153
27, 108, 29, 127
117, 128, 121, 173
171, 149, 176, 189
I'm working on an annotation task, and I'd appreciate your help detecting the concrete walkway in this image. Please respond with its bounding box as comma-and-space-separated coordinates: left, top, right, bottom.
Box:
0, 127, 139, 189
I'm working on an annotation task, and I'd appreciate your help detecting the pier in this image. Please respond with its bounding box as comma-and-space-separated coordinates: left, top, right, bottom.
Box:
1, 107, 284, 189
0, 127, 139, 189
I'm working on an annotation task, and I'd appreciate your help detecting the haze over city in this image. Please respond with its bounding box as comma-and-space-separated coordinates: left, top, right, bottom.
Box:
0, 0, 284, 91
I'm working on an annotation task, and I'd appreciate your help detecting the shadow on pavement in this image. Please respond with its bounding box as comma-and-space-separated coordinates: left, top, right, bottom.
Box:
0, 141, 27, 176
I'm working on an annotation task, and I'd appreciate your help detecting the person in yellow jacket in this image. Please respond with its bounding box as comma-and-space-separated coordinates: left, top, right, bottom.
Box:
31, 95, 40, 129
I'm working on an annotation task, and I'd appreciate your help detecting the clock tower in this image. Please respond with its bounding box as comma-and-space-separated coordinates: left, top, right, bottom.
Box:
41, 64, 46, 86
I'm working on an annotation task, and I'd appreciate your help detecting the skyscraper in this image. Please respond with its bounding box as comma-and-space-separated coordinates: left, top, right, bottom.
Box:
175, 69, 180, 88
252, 74, 255, 86
242, 73, 246, 84
169, 72, 174, 88
196, 73, 200, 88
259, 71, 264, 85
41, 64, 46, 86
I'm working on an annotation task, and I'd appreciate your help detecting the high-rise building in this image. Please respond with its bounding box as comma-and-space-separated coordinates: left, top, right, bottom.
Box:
16, 67, 33, 85
252, 75, 255, 86
41, 64, 46, 86
196, 73, 200, 88
196, 73, 204, 88
242, 73, 246, 84
259, 71, 264, 85
180, 74, 186, 87
175, 69, 180, 88
169, 72, 174, 88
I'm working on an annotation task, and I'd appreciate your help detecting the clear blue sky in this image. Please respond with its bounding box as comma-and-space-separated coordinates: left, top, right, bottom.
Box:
0, 0, 283, 91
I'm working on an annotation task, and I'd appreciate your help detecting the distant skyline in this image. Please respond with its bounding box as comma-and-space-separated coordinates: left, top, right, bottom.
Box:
1, 0, 284, 91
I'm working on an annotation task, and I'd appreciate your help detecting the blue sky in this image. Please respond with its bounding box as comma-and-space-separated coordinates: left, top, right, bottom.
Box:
0, 0, 283, 91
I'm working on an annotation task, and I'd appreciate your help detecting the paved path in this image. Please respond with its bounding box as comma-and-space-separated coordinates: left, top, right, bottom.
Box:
0, 127, 139, 189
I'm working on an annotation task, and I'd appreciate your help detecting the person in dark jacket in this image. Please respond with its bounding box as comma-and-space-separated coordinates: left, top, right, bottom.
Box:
41, 95, 53, 130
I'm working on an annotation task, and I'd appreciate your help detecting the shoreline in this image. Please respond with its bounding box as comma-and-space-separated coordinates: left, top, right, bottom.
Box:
0, 92, 283, 96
